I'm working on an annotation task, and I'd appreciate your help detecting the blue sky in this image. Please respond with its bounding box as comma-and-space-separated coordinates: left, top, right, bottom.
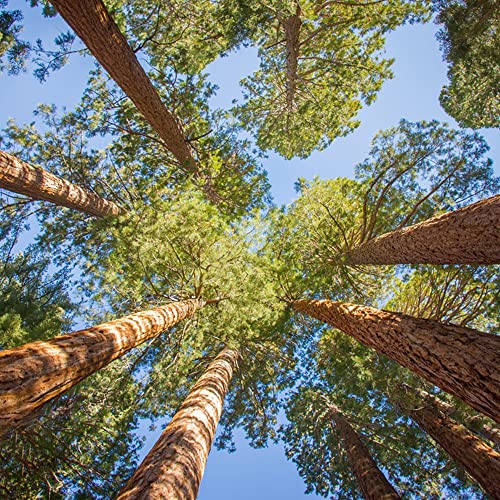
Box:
1, 5, 498, 500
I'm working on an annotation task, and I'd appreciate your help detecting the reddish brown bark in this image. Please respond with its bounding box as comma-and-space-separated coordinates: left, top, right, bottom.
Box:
345, 195, 500, 265
118, 348, 240, 500
0, 299, 202, 436
292, 300, 500, 424
406, 397, 500, 498
0, 150, 122, 217
329, 405, 400, 500
49, 0, 196, 171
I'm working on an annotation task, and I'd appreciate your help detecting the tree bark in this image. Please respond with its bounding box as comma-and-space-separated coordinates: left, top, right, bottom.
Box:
292, 299, 500, 424
329, 405, 400, 500
0, 299, 202, 436
0, 150, 122, 217
282, 6, 302, 112
49, 0, 196, 171
345, 195, 500, 265
418, 390, 500, 449
118, 348, 240, 500
405, 395, 500, 498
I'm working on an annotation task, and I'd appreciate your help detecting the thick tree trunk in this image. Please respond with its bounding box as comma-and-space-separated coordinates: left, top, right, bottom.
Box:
282, 6, 302, 112
292, 300, 500, 424
0, 150, 122, 217
118, 348, 240, 500
419, 390, 500, 449
345, 195, 500, 265
49, 0, 196, 171
0, 299, 202, 436
406, 396, 500, 498
329, 405, 400, 500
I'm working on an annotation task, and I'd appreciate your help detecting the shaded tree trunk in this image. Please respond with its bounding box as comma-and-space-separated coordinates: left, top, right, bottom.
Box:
49, 0, 196, 172
118, 348, 240, 500
404, 394, 500, 498
292, 299, 500, 424
0, 150, 122, 217
0, 299, 203, 436
282, 5, 302, 112
418, 390, 500, 449
329, 404, 400, 500
345, 195, 500, 265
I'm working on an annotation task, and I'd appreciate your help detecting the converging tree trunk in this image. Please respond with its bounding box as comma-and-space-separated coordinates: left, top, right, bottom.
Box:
0, 150, 122, 217
0, 299, 203, 436
49, 0, 196, 171
329, 404, 400, 500
118, 348, 240, 500
292, 300, 500, 424
403, 393, 500, 498
345, 195, 500, 265
282, 5, 302, 112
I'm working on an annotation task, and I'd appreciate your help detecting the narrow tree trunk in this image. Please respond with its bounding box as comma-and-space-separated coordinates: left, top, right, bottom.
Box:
345, 195, 500, 265
0, 150, 122, 217
329, 405, 400, 500
292, 300, 500, 424
49, 0, 196, 171
418, 390, 500, 448
118, 348, 240, 500
405, 395, 500, 498
282, 5, 302, 112
0, 299, 202, 435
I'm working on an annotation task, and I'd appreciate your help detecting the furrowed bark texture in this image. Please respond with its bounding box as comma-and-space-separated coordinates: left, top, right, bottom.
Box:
49, 0, 196, 171
345, 195, 500, 265
330, 406, 400, 500
292, 300, 500, 423
0, 150, 122, 217
408, 400, 500, 498
418, 390, 500, 448
283, 9, 302, 111
0, 300, 201, 435
118, 348, 240, 500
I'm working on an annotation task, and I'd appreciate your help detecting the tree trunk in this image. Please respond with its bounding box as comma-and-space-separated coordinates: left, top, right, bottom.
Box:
49, 0, 196, 172
418, 390, 500, 449
345, 195, 500, 265
0, 299, 202, 436
118, 348, 240, 500
282, 6, 302, 112
405, 395, 500, 498
0, 150, 122, 217
292, 300, 500, 424
329, 405, 400, 500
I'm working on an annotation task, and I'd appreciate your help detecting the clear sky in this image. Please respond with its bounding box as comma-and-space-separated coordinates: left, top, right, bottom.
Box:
0, 5, 498, 500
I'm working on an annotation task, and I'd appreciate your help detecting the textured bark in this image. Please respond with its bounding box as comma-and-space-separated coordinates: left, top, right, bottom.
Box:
282, 7, 302, 112
329, 405, 400, 500
118, 348, 240, 500
292, 300, 500, 424
345, 195, 500, 265
407, 397, 500, 498
418, 390, 500, 448
0, 299, 202, 435
49, 0, 196, 171
0, 150, 122, 217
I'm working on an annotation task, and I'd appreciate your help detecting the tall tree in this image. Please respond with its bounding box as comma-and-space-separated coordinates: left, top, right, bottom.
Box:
434, 0, 499, 128
344, 194, 500, 265
233, 1, 429, 158
49, 0, 197, 171
292, 299, 500, 423
0, 149, 122, 217
0, 298, 204, 434
397, 387, 500, 498
118, 348, 240, 499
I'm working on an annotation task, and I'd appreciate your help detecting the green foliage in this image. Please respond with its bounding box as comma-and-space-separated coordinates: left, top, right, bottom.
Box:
435, 0, 500, 128
233, 0, 430, 158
